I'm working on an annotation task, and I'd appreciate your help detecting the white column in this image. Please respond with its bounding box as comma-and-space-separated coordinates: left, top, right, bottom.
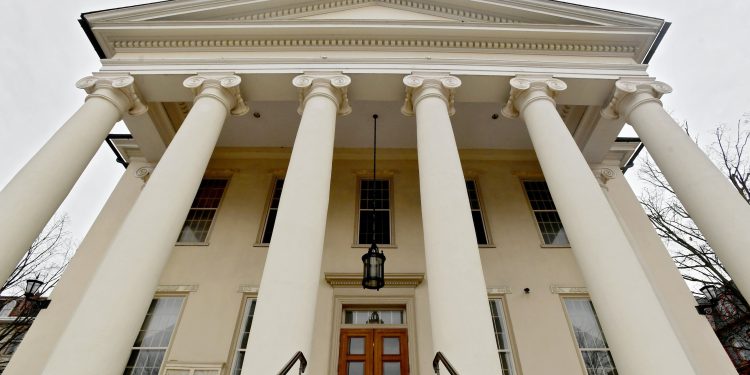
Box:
603, 79, 750, 300
502, 77, 695, 374
401, 73, 503, 374
0, 75, 146, 285
35, 74, 248, 375
241, 73, 350, 374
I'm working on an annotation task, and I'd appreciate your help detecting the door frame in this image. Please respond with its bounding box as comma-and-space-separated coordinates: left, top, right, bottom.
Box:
329, 296, 419, 375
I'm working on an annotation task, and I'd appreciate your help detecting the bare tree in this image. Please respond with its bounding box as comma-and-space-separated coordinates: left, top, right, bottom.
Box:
639, 120, 750, 371
640, 121, 750, 297
0, 214, 74, 371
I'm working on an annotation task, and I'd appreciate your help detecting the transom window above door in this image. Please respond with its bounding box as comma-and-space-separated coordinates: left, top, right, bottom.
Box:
344, 309, 405, 325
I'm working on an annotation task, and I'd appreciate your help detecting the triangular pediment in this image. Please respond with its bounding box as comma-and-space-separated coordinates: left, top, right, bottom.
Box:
82, 0, 665, 62
88, 0, 661, 27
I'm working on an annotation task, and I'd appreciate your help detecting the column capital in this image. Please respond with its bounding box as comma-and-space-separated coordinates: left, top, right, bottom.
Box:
401, 73, 461, 116
183, 74, 249, 116
76, 74, 147, 116
592, 166, 618, 188
292, 72, 351, 116
601, 79, 673, 120
501, 76, 567, 119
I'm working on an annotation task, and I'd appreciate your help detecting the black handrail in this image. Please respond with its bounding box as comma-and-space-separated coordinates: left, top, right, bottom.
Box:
278, 351, 307, 375
433, 352, 459, 375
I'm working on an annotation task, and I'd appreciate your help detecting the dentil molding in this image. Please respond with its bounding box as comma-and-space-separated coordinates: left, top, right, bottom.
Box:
183, 74, 249, 116
292, 72, 352, 116
601, 79, 672, 120
325, 273, 424, 288
401, 73, 461, 116
501, 76, 567, 119
75, 75, 147, 116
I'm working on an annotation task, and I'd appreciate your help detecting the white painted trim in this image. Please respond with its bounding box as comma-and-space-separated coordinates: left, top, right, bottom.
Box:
156, 284, 199, 293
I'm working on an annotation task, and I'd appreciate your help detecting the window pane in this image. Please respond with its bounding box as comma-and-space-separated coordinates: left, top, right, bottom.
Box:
383, 362, 401, 375
489, 299, 516, 375
472, 210, 488, 245
177, 179, 227, 243
358, 179, 391, 244
349, 337, 365, 355
261, 209, 278, 244
564, 299, 609, 349
230, 299, 257, 375
348, 362, 364, 375
524, 180, 568, 245
581, 351, 618, 375
343, 310, 404, 325
125, 297, 183, 375
564, 299, 617, 374
359, 211, 390, 244
383, 337, 400, 355
260, 179, 284, 244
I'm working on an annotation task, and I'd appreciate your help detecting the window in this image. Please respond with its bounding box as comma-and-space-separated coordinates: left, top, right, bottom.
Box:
177, 179, 227, 243
259, 178, 284, 244
357, 179, 392, 245
230, 298, 257, 375
563, 298, 617, 375
124, 297, 184, 375
522, 180, 569, 245
489, 299, 517, 375
466, 180, 490, 245
0, 300, 16, 317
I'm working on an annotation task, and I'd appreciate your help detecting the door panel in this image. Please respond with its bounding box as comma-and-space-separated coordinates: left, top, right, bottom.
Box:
339, 329, 409, 375
339, 329, 374, 375
374, 330, 409, 375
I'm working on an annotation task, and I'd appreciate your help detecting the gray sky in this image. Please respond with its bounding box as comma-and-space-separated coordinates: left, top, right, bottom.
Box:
1, 0, 749, 242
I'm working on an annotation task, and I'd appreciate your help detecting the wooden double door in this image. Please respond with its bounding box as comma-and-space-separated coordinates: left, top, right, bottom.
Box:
338, 328, 409, 375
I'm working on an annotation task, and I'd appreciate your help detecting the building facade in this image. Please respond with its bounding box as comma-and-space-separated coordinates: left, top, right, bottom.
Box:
2, 1, 750, 374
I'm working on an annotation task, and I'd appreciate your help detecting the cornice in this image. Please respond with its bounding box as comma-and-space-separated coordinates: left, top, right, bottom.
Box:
325, 273, 424, 288
110, 37, 638, 55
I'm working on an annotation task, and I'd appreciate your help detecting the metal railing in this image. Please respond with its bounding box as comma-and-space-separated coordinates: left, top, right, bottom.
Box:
433, 352, 459, 375
278, 351, 308, 375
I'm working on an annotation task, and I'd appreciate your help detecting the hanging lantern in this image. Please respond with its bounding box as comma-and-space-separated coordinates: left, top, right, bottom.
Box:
362, 114, 386, 290
362, 242, 386, 290
24, 278, 44, 297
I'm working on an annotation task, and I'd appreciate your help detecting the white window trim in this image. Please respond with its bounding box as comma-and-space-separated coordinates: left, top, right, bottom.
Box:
561, 295, 617, 375
254, 175, 284, 246
126, 295, 187, 375
176, 177, 231, 246
466, 178, 494, 247
488, 293, 522, 375
519, 179, 571, 248
229, 296, 258, 375
353, 175, 396, 248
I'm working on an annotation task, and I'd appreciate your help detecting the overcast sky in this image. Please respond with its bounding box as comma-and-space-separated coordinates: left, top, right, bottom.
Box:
1, 0, 749, 243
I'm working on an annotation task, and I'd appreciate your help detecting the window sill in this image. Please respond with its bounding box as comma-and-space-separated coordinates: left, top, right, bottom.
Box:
351, 244, 398, 249
540, 244, 571, 249
478, 244, 496, 248
175, 242, 210, 247
252, 243, 270, 248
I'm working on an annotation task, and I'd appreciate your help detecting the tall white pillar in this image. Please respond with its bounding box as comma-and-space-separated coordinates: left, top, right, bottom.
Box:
603, 79, 750, 300
401, 73, 503, 374
503, 76, 696, 374
36, 74, 248, 375
0, 75, 146, 285
241, 73, 350, 374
